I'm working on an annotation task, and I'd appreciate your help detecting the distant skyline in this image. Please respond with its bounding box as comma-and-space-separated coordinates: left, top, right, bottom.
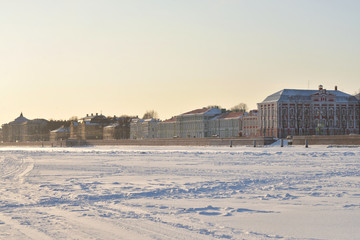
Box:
1, 0, 359, 124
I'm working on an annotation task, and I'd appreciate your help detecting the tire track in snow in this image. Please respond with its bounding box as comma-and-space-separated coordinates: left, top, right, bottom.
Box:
0, 211, 52, 240
0, 156, 34, 183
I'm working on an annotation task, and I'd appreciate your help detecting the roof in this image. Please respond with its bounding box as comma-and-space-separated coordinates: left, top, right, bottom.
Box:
143, 118, 159, 122
180, 108, 222, 116
211, 112, 244, 120
261, 89, 358, 103
104, 123, 119, 128
219, 111, 244, 119
81, 113, 106, 122
7, 113, 29, 125
162, 117, 177, 123
181, 108, 210, 115
12, 113, 29, 123
355, 93, 360, 100
50, 127, 70, 133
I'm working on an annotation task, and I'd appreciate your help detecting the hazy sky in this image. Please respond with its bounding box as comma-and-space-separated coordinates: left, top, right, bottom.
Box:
1, 0, 359, 124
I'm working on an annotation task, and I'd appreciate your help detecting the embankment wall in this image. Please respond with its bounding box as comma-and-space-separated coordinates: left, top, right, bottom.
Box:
293, 135, 360, 145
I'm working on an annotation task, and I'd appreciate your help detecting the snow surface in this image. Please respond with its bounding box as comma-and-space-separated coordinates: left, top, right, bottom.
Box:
0, 145, 359, 239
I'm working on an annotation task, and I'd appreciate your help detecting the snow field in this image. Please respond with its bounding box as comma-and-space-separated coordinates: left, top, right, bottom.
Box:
0, 145, 359, 239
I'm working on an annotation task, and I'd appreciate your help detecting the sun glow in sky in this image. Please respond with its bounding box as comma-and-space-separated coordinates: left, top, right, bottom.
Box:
1, 0, 359, 124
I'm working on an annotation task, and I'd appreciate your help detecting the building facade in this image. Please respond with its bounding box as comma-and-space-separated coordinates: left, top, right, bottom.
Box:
2, 113, 50, 142
158, 117, 177, 139
103, 117, 134, 140
208, 112, 244, 138
50, 126, 70, 141
242, 110, 258, 137
130, 118, 160, 139
175, 108, 222, 138
70, 113, 110, 140
258, 85, 360, 138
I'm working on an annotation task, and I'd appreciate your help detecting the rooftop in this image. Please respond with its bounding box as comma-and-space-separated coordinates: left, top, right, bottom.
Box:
261, 88, 358, 103
212, 111, 244, 120
162, 117, 177, 123
181, 108, 211, 115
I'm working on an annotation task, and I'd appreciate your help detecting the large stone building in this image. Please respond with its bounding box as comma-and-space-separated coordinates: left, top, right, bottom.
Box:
258, 85, 360, 138
158, 117, 177, 139
50, 126, 70, 141
130, 118, 160, 139
2, 113, 50, 142
242, 110, 258, 137
156, 108, 243, 139
175, 108, 222, 138
208, 112, 244, 138
103, 116, 134, 140
70, 113, 110, 140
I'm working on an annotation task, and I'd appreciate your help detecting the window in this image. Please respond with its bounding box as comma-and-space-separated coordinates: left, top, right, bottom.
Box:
314, 119, 319, 128
290, 108, 294, 118
322, 119, 327, 127
290, 119, 295, 128
314, 108, 320, 116
321, 107, 327, 117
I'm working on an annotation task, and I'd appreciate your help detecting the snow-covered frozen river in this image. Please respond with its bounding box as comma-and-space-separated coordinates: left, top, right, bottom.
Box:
0, 145, 359, 239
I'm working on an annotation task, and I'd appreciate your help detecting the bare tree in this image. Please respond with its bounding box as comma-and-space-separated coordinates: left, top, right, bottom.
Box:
69, 116, 78, 121
207, 105, 222, 109
142, 110, 158, 119
231, 103, 248, 113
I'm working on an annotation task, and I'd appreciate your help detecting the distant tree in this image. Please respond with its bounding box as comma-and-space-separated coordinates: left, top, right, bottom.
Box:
142, 110, 158, 119
47, 120, 72, 131
207, 105, 222, 109
69, 116, 78, 121
231, 103, 248, 113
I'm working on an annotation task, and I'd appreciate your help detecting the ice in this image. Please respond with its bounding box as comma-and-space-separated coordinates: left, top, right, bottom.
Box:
0, 145, 359, 239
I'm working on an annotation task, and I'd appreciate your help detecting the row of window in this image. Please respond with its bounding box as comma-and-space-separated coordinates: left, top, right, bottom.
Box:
261, 119, 358, 129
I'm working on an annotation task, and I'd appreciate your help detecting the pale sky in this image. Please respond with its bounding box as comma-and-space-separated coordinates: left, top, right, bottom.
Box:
1, 0, 359, 124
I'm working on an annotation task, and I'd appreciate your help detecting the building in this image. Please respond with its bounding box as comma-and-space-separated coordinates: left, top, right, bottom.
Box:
130, 118, 160, 139
2, 113, 49, 142
209, 112, 244, 138
102, 116, 134, 140
175, 108, 222, 138
158, 117, 177, 139
50, 126, 70, 141
258, 85, 360, 138
70, 122, 81, 140
70, 113, 110, 140
242, 110, 258, 137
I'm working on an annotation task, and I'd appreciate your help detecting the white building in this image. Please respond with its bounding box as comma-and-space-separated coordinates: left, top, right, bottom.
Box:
158, 117, 177, 139
209, 112, 244, 138
130, 118, 160, 139
175, 108, 222, 138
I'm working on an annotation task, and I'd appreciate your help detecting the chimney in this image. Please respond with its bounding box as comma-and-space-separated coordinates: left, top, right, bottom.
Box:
91, 113, 93, 116
96, 113, 98, 116
335, 86, 338, 91
86, 114, 89, 117
319, 85, 323, 90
